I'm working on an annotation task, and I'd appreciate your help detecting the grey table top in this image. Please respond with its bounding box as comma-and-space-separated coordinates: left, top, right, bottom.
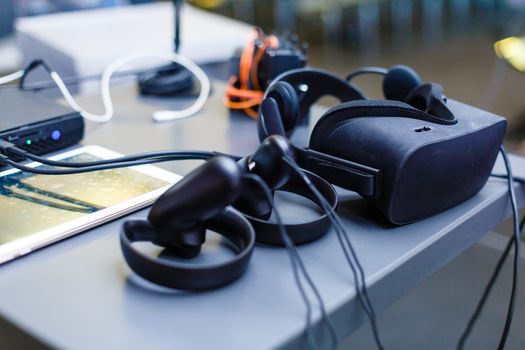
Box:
0, 82, 524, 350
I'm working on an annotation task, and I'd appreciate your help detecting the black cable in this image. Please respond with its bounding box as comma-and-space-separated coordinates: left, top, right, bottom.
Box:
8, 141, 522, 349
283, 157, 385, 350
22, 151, 212, 167
0, 154, 212, 175
491, 173, 525, 184
243, 174, 314, 349
0, 61, 170, 92
345, 67, 388, 82
285, 157, 383, 349
2, 145, 338, 348
457, 146, 521, 350
0, 140, 241, 170
6, 147, 219, 168
2, 145, 336, 350
174, 0, 182, 53
18, 60, 55, 89
243, 173, 338, 350
137, 1, 193, 97
19, 68, 154, 91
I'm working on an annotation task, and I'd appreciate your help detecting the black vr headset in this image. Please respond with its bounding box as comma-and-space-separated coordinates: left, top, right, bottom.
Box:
258, 66, 506, 224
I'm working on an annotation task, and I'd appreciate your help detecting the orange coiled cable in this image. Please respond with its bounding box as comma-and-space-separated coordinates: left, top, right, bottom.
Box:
224, 28, 279, 119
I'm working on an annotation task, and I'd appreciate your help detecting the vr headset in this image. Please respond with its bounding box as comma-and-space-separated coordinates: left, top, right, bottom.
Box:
257, 66, 506, 224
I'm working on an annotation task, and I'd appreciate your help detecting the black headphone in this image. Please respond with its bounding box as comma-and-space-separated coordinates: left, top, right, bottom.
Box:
257, 65, 459, 224
120, 136, 337, 290
258, 65, 455, 140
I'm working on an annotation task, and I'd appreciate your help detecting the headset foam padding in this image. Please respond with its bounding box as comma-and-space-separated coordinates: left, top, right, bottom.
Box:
266, 81, 300, 133
382, 65, 422, 101
258, 81, 300, 140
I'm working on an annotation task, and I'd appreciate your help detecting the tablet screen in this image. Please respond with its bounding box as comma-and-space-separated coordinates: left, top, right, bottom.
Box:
0, 152, 169, 245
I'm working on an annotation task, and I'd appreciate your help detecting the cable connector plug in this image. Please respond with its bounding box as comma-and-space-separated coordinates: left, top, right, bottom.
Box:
0, 152, 9, 167
0, 139, 26, 158
0, 138, 15, 153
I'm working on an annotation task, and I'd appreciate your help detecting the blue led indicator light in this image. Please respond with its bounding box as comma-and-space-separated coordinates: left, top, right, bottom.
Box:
51, 130, 61, 141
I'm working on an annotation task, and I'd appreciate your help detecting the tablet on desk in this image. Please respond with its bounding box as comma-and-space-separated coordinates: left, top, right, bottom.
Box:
0, 145, 181, 264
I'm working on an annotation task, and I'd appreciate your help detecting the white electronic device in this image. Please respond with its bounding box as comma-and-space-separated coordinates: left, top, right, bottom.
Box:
0, 145, 181, 264
15, 3, 251, 94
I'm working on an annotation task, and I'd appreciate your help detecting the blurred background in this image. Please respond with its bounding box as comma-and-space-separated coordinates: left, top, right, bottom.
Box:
2, 1, 525, 151
1, 1, 525, 349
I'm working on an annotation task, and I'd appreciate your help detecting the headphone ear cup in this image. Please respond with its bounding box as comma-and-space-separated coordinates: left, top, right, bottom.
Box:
267, 81, 300, 131
257, 81, 300, 140
382, 65, 422, 101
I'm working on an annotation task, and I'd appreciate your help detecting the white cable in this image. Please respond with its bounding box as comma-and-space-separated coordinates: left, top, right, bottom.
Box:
50, 51, 211, 123
0, 70, 24, 85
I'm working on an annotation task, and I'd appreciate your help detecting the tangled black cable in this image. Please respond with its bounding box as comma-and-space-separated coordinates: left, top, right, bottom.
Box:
0, 142, 219, 175
0, 142, 338, 349
0, 63, 161, 92
283, 157, 384, 350
243, 173, 338, 350
3, 141, 522, 349
457, 146, 521, 350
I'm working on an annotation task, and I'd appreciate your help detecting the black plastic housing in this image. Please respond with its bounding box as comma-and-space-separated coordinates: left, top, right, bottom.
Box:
310, 100, 506, 224
0, 89, 84, 159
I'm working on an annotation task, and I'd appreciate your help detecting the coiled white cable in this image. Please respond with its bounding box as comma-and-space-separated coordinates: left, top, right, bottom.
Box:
0, 51, 211, 123
0, 70, 24, 85
56, 51, 211, 122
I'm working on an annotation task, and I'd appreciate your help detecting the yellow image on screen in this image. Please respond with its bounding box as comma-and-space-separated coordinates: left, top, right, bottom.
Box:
0, 153, 169, 244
